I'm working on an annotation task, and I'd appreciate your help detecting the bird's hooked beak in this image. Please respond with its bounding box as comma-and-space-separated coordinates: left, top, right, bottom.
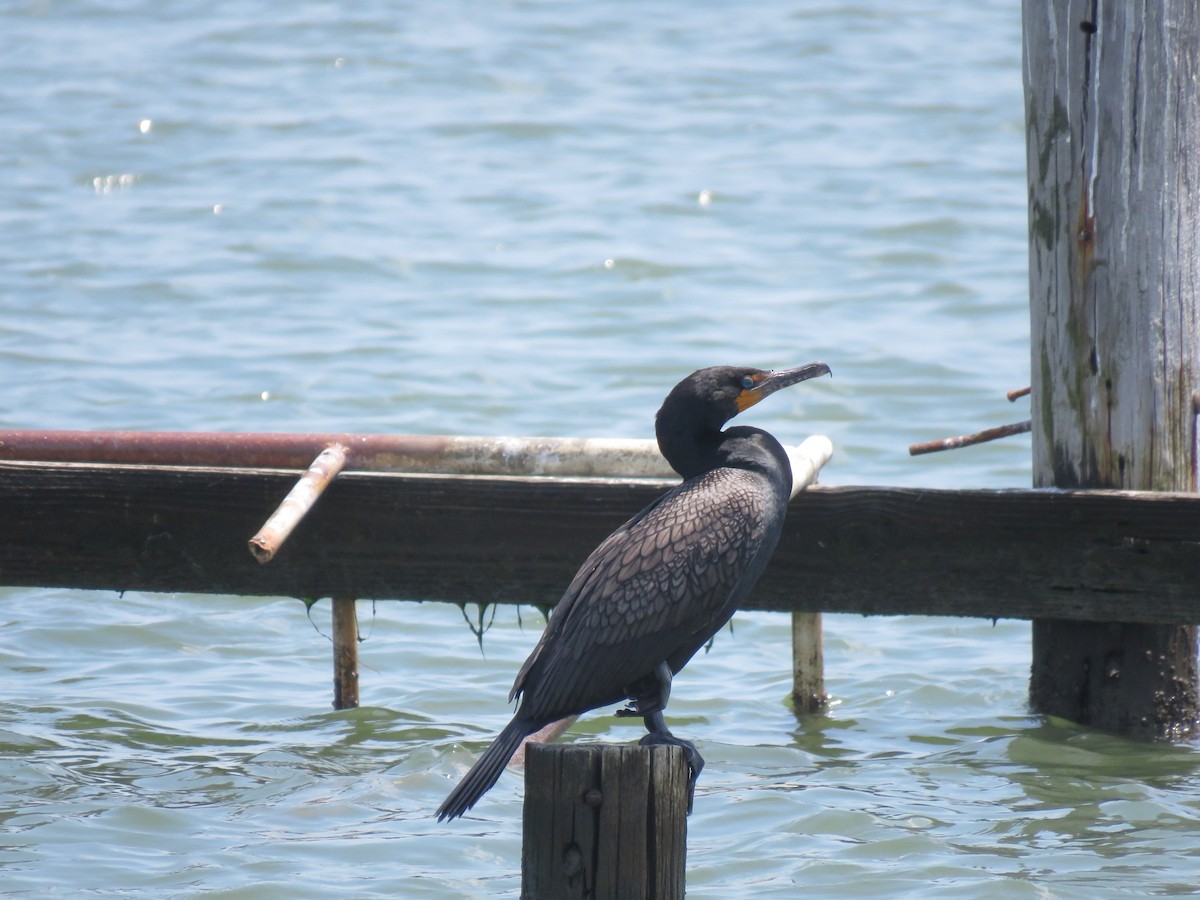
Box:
736, 362, 832, 413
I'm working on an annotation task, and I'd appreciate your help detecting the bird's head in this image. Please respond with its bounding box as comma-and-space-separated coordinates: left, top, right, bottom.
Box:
658, 362, 832, 432
654, 362, 831, 479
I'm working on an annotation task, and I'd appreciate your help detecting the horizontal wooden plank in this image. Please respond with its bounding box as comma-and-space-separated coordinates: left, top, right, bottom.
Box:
777, 485, 1200, 623
0, 461, 1198, 623
0, 461, 670, 605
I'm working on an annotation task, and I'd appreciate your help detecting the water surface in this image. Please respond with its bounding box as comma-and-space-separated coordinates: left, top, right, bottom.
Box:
4, 2, 1197, 897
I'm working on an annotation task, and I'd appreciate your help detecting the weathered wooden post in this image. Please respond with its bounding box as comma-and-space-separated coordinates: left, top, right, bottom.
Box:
521, 743, 688, 899
331, 596, 359, 710
1022, 1, 1200, 737
785, 437, 835, 715
791, 612, 827, 713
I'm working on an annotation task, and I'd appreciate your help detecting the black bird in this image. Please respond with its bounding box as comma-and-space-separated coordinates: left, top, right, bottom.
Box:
436, 362, 831, 821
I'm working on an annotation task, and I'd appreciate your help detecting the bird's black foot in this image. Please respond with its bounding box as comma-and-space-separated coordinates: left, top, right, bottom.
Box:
639, 707, 704, 814
639, 730, 704, 814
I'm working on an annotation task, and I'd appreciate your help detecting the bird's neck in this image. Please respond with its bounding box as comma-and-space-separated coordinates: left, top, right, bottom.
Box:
655, 416, 725, 480
718, 426, 793, 494
657, 417, 793, 492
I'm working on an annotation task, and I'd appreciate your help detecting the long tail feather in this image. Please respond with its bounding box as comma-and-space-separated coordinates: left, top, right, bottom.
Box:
436, 718, 537, 821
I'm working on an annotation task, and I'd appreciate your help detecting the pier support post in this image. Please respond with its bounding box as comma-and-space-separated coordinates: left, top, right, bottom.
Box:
791, 611, 827, 714
1022, 1, 1199, 738
521, 743, 687, 900
331, 596, 359, 710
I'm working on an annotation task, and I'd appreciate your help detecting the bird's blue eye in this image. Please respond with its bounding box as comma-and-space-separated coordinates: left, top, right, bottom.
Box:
741, 376, 756, 389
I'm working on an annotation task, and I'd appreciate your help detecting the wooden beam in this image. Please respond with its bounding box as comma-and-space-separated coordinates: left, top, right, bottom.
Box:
777, 485, 1200, 623
1, 462, 1198, 624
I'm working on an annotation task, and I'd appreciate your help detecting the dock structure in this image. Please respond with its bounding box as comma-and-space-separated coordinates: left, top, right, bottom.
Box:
1, 430, 1198, 704
0, 431, 837, 707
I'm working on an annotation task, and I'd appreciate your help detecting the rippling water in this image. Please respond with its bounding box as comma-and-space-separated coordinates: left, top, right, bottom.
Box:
4, 1, 1197, 896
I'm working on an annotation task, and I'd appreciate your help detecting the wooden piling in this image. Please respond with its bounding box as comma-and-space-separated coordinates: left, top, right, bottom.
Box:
521, 743, 687, 900
331, 596, 359, 710
1023, 1, 1200, 737
791, 612, 826, 713
786, 437, 833, 714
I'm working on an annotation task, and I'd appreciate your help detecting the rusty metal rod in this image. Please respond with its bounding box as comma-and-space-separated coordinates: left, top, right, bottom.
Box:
249, 445, 348, 563
0, 429, 674, 478
909, 420, 1032, 456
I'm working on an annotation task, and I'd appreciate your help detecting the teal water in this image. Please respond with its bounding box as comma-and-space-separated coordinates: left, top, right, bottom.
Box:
4, 2, 1198, 896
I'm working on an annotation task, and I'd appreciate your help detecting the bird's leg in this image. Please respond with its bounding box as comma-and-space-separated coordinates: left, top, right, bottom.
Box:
615, 660, 672, 718
616, 662, 703, 813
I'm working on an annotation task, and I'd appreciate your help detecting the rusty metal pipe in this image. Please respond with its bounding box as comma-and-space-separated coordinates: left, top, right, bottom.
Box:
249, 444, 348, 563
908, 420, 1032, 456
0, 429, 674, 478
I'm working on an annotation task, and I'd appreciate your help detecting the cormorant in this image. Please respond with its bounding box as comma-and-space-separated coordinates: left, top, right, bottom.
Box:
436, 362, 831, 821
